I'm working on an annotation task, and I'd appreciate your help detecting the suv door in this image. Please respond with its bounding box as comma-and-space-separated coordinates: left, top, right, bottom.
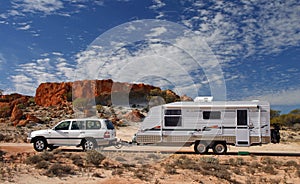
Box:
68, 120, 85, 145
48, 121, 71, 145
85, 120, 105, 141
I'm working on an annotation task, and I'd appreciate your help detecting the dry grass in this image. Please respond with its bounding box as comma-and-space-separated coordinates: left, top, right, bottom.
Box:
46, 163, 75, 177
1, 148, 300, 183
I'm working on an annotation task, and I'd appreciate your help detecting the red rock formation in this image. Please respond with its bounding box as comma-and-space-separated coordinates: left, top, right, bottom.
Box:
35, 82, 72, 107
124, 109, 145, 122
0, 94, 31, 118
10, 106, 23, 122
35, 79, 162, 107
0, 93, 35, 126
25, 114, 41, 124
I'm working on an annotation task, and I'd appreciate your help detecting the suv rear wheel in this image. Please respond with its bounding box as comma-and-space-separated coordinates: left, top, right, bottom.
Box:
82, 138, 97, 151
33, 138, 47, 152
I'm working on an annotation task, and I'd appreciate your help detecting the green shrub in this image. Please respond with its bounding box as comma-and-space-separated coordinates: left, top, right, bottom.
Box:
112, 168, 124, 176
35, 161, 49, 169
25, 155, 43, 164
165, 165, 177, 175
263, 165, 277, 175
261, 157, 277, 165
297, 170, 300, 177
284, 160, 298, 167
0, 133, 4, 141
46, 163, 74, 177
70, 154, 84, 167
134, 167, 153, 181
41, 151, 54, 161
200, 157, 219, 165
73, 98, 92, 111
115, 157, 127, 162
147, 153, 160, 160
92, 172, 105, 178
235, 157, 245, 166
86, 150, 105, 166
96, 105, 104, 113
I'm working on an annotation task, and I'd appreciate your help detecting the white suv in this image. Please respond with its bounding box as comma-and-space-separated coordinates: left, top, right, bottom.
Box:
28, 118, 117, 152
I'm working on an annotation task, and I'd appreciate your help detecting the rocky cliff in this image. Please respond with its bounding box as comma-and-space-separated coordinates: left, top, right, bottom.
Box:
0, 93, 41, 126
0, 79, 183, 128
35, 79, 179, 107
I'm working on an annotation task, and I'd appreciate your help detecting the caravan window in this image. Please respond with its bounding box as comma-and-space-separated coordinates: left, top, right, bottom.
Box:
164, 109, 182, 127
165, 117, 182, 126
165, 109, 181, 115
203, 111, 221, 120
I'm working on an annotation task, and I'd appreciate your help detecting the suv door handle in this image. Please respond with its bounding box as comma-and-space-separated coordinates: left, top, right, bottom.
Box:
80, 132, 85, 134
64, 132, 69, 134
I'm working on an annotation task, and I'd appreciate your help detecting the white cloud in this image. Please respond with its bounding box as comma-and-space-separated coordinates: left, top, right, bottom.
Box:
0, 53, 6, 69
74, 36, 224, 99
52, 52, 63, 56
17, 24, 31, 30
153, 0, 300, 63
149, 0, 166, 10
146, 27, 167, 37
246, 89, 300, 106
11, 54, 74, 95
13, 0, 64, 15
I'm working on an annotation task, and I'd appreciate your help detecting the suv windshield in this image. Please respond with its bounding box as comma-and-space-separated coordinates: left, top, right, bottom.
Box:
105, 120, 115, 130
55, 121, 71, 130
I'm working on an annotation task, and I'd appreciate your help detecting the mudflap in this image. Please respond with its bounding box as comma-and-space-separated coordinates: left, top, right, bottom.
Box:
271, 125, 280, 143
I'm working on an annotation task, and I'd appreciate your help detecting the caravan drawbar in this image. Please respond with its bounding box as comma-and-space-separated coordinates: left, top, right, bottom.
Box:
135, 99, 272, 154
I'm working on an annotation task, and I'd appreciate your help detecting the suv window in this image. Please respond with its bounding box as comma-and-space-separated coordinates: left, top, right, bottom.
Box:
55, 121, 71, 130
105, 120, 115, 130
71, 121, 85, 130
86, 120, 101, 130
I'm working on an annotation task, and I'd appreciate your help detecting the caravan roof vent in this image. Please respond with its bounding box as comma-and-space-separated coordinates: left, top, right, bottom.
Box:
194, 96, 213, 102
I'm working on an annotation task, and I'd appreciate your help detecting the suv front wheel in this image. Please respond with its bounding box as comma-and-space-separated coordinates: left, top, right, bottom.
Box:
82, 138, 97, 151
33, 138, 47, 152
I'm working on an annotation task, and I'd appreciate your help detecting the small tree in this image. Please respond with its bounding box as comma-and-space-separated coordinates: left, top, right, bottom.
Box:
270, 109, 281, 119
73, 98, 92, 111
86, 150, 105, 167
290, 109, 300, 115
0, 89, 3, 95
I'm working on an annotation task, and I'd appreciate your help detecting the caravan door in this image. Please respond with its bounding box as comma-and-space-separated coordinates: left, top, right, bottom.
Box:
236, 110, 250, 146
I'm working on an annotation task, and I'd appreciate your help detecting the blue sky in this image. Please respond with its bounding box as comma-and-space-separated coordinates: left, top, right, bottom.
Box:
0, 0, 300, 113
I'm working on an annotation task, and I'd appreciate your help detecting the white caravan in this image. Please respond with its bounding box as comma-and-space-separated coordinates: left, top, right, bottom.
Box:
135, 99, 271, 154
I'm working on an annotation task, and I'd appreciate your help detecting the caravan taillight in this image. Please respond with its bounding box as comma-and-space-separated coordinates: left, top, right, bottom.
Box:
104, 131, 110, 138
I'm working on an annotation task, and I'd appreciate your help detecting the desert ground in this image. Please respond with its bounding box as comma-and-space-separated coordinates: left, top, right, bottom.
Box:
1, 124, 300, 184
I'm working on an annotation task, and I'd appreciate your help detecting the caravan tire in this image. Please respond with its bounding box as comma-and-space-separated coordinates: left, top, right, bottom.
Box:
212, 142, 227, 154
194, 141, 208, 154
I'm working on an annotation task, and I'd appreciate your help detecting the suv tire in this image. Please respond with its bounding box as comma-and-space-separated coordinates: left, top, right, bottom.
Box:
33, 138, 47, 152
82, 138, 97, 151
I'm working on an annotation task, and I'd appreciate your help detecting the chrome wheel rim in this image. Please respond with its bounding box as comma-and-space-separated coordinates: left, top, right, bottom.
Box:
36, 140, 44, 150
197, 144, 206, 153
84, 141, 94, 150
215, 144, 225, 153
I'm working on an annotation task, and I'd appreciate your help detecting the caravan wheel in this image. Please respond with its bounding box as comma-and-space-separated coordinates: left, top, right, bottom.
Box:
212, 142, 227, 154
194, 142, 208, 154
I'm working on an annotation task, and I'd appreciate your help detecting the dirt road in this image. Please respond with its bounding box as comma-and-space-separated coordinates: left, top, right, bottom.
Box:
1, 142, 300, 155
